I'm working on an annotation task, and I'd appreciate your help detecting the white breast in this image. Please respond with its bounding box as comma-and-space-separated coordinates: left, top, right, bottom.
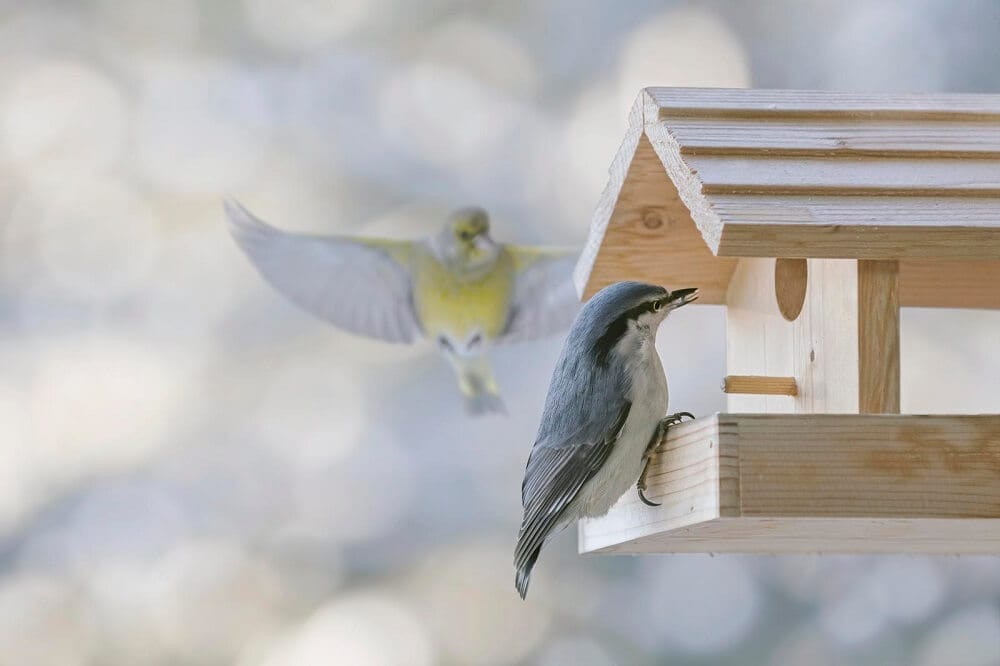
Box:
564, 325, 668, 522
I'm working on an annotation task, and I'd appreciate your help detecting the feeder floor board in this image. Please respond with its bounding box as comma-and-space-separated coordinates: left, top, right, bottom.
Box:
578, 414, 1000, 555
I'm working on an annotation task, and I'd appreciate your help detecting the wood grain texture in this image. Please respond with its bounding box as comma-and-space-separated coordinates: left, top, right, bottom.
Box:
574, 94, 646, 299
899, 260, 1000, 308
579, 414, 1000, 554
774, 258, 807, 321
576, 87, 1000, 306
723, 376, 798, 396
687, 154, 1000, 196
578, 415, 737, 553
578, 128, 737, 302
646, 87, 1000, 118
667, 117, 1000, 157
793, 260, 859, 413
724, 259, 794, 413
858, 260, 901, 414
582, 518, 1000, 554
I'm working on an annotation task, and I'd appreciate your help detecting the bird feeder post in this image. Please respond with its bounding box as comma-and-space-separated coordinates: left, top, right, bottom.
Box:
574, 87, 1000, 555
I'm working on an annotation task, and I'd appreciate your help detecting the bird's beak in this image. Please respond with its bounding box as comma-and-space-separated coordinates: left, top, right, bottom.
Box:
473, 233, 493, 251
666, 287, 699, 310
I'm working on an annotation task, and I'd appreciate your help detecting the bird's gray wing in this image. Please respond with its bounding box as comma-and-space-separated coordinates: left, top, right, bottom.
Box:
224, 199, 422, 344
515, 398, 631, 576
496, 247, 580, 344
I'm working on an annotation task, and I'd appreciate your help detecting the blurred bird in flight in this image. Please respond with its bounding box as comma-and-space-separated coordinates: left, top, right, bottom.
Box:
225, 200, 580, 414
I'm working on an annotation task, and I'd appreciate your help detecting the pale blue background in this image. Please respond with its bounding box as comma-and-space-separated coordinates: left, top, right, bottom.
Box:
0, 1, 998, 664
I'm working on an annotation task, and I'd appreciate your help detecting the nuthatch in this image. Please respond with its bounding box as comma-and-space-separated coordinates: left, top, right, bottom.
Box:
514, 281, 698, 598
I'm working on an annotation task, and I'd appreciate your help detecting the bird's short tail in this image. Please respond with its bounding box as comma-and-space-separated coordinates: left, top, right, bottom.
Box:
451, 355, 506, 416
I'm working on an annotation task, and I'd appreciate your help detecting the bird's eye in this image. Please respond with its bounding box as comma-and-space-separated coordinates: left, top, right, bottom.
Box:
459, 230, 472, 241
652, 299, 664, 312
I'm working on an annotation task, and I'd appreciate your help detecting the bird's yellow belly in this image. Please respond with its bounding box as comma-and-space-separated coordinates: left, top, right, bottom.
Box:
413, 252, 514, 349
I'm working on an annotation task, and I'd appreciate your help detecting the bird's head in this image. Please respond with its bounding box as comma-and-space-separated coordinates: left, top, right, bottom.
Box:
448, 206, 491, 245
577, 281, 699, 363
438, 207, 498, 267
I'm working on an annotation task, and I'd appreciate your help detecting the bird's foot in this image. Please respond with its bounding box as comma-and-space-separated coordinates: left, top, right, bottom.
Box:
637, 460, 659, 507
637, 412, 697, 507
660, 411, 696, 430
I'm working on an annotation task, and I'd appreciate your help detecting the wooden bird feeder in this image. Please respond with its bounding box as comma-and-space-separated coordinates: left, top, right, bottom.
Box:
575, 88, 1000, 555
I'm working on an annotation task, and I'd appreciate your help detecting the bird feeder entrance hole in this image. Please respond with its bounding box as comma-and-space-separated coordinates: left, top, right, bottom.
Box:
574, 87, 1000, 555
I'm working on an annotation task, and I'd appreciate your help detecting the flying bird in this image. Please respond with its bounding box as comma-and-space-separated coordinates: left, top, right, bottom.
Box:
514, 281, 698, 598
224, 200, 580, 414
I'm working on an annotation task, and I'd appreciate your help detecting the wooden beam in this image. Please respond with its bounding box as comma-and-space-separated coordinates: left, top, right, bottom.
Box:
667, 116, 1000, 157
579, 414, 1000, 554
723, 375, 798, 396
899, 259, 1000, 308
645, 87, 1000, 118
858, 260, 901, 413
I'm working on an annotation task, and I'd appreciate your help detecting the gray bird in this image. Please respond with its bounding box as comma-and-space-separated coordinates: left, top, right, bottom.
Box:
514, 281, 698, 598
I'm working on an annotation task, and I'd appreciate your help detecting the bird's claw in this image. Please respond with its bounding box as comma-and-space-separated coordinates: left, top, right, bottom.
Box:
637, 475, 660, 507
637, 411, 696, 507
661, 411, 695, 428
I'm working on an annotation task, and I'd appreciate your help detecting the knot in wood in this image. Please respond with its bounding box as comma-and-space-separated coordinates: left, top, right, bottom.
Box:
641, 211, 663, 230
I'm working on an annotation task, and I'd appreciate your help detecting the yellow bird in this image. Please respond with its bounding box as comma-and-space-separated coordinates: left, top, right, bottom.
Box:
224, 200, 580, 414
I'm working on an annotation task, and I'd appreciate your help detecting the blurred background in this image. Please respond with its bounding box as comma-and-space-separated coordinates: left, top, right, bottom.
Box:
1, 0, 999, 663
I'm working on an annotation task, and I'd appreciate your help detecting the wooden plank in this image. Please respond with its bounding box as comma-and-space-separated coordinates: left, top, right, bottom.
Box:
578, 415, 737, 553
579, 414, 1000, 554
710, 195, 1000, 229
858, 261, 901, 414
574, 94, 646, 299
718, 225, 1000, 260
723, 375, 798, 396
900, 260, 1000, 309
667, 116, 1000, 157
687, 155, 1000, 196
711, 195, 1000, 259
580, 135, 736, 301
734, 415, 1000, 517
793, 260, 859, 413
724, 259, 793, 413
584, 518, 1000, 554
646, 87, 1000, 119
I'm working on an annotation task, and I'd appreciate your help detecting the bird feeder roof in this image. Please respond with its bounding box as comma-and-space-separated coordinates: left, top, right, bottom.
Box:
575, 88, 1000, 307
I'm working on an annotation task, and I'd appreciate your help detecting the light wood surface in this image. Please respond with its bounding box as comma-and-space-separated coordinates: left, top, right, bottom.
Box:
575, 95, 737, 302
723, 375, 798, 396
724, 259, 794, 413
899, 260, 1000, 308
668, 117, 1000, 156
579, 414, 1000, 554
793, 260, 860, 413
858, 260, 901, 414
574, 87, 1000, 307
645, 87, 1000, 117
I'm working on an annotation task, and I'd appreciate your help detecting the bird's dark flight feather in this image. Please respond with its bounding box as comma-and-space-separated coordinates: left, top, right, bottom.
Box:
514, 400, 630, 599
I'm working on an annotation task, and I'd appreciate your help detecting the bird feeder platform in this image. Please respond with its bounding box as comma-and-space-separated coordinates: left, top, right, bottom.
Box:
576, 88, 1000, 555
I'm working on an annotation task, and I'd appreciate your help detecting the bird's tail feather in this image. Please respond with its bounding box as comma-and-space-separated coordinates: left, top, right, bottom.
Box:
514, 546, 540, 599
451, 355, 506, 416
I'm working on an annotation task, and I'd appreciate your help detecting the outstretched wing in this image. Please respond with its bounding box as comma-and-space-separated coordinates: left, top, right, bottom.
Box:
496, 247, 580, 345
224, 199, 422, 344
